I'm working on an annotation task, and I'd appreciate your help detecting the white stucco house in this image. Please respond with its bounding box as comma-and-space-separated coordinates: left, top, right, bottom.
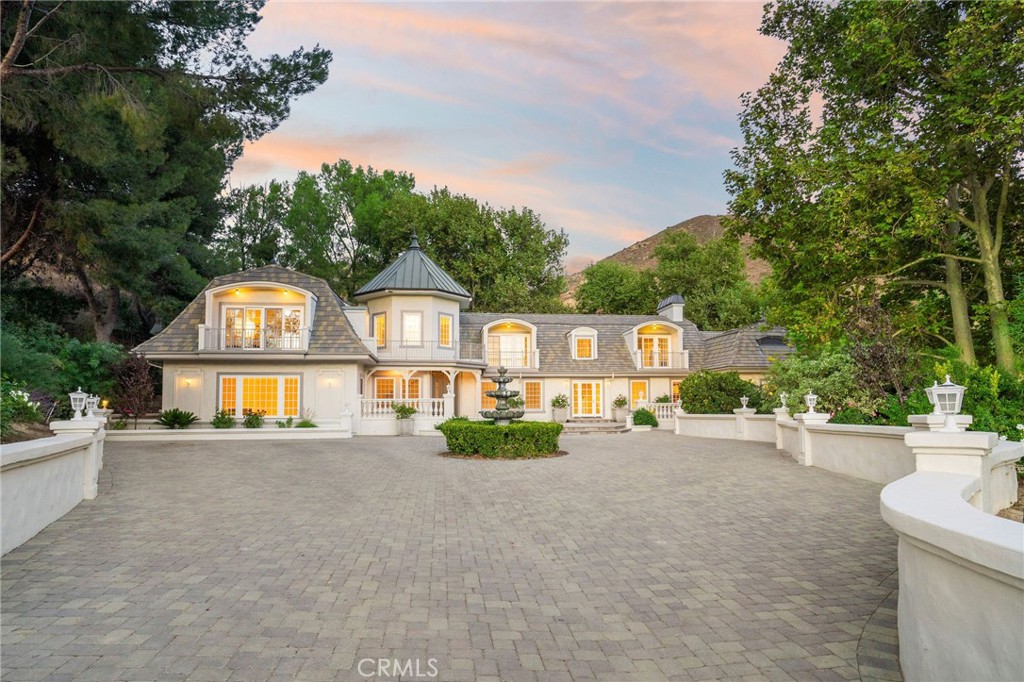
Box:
136, 236, 790, 434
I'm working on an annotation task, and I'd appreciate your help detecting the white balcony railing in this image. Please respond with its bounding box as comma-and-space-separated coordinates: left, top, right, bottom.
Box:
374, 340, 482, 361
649, 402, 681, 422
485, 349, 540, 369
360, 398, 446, 420
631, 350, 688, 370
199, 325, 309, 351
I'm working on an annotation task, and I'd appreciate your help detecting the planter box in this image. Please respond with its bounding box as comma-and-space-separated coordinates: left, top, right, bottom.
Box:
397, 419, 415, 436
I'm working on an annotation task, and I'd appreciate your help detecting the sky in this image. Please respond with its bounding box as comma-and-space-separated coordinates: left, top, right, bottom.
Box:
232, 1, 787, 273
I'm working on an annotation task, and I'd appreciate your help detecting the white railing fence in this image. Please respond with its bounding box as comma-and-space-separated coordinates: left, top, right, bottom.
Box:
199, 325, 309, 351
360, 398, 446, 419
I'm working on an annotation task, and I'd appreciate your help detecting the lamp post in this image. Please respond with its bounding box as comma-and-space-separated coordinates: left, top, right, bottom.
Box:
69, 387, 88, 420
804, 392, 818, 414
925, 375, 966, 432
85, 394, 99, 419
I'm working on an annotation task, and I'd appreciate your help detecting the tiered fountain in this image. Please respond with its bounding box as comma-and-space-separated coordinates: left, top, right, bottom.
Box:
479, 366, 525, 425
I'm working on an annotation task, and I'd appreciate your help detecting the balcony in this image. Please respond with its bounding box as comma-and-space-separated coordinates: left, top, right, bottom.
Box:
485, 349, 540, 370
373, 340, 481, 362
631, 350, 689, 370
199, 325, 310, 351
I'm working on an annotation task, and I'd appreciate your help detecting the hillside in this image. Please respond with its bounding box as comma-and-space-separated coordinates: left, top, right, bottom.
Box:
562, 215, 770, 306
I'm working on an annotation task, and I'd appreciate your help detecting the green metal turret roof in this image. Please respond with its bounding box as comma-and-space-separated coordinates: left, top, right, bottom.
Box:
354, 235, 472, 300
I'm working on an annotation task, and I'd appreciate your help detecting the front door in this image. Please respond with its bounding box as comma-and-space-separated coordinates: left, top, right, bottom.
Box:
572, 381, 602, 418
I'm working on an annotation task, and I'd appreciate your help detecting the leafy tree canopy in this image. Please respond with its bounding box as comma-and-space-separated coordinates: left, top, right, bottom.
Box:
1, 1, 331, 341
726, 0, 1022, 371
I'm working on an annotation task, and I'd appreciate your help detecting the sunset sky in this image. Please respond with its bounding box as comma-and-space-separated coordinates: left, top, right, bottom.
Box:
233, 1, 787, 272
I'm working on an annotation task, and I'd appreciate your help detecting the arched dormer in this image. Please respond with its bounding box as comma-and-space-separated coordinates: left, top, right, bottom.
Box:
623, 320, 688, 370
203, 281, 317, 351
568, 326, 598, 360
482, 318, 537, 369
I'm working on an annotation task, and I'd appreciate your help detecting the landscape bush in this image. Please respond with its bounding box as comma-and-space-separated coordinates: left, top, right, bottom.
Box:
242, 409, 266, 428
210, 410, 236, 428
677, 370, 764, 414
1, 378, 43, 440
156, 408, 199, 429
631, 407, 658, 427
437, 420, 563, 458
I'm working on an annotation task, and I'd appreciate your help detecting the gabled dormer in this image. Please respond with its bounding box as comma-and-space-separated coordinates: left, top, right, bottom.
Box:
353, 235, 472, 361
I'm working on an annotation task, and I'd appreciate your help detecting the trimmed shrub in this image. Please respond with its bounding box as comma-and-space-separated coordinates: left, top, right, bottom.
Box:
392, 402, 417, 419
437, 420, 563, 458
242, 409, 266, 428
210, 410, 236, 428
156, 408, 199, 429
632, 407, 658, 427
678, 370, 764, 414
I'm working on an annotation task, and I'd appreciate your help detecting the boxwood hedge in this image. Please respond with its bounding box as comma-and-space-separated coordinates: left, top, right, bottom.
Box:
437, 420, 563, 458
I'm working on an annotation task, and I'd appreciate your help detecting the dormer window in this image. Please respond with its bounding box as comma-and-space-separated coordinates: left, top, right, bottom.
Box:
570, 327, 598, 360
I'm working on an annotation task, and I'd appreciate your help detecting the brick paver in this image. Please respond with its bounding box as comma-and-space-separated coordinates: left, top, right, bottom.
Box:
1, 432, 900, 681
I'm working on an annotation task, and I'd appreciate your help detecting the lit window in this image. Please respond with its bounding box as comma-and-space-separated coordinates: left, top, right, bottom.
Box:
402, 312, 422, 346
575, 337, 594, 359
671, 381, 681, 403
439, 314, 453, 348
373, 313, 387, 348
630, 381, 648, 409
482, 381, 497, 410
376, 377, 396, 400
406, 378, 420, 400
223, 306, 304, 349
219, 375, 300, 417
524, 381, 542, 410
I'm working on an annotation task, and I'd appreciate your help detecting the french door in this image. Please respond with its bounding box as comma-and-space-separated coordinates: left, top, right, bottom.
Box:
572, 381, 602, 418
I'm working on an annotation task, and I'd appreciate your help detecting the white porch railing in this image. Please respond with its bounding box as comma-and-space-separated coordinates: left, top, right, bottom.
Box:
649, 402, 681, 422
485, 349, 540, 370
198, 325, 310, 351
631, 350, 689, 370
360, 398, 446, 419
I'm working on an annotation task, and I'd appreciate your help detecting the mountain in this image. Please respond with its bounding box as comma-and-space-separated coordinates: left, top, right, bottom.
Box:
561, 215, 770, 307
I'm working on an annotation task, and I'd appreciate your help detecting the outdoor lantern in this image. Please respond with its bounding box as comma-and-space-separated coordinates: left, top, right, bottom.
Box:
925, 374, 966, 431
804, 392, 818, 414
100, 398, 109, 409
85, 394, 99, 418
779, 391, 788, 409
740, 396, 749, 408
69, 387, 88, 420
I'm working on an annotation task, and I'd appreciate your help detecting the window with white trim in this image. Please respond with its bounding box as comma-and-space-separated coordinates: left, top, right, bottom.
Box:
219, 375, 300, 418
373, 313, 387, 349
439, 313, 453, 348
402, 312, 422, 346
405, 378, 420, 400
523, 380, 542, 410
375, 377, 396, 400
569, 327, 598, 360
223, 306, 304, 349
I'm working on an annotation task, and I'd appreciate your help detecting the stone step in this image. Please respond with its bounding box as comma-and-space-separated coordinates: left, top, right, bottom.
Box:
562, 421, 629, 434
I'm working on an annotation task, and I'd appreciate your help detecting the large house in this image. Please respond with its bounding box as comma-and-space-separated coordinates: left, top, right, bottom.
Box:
136, 236, 789, 434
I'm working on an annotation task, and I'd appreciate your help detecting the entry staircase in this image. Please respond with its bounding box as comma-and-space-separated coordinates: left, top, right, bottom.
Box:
561, 419, 629, 435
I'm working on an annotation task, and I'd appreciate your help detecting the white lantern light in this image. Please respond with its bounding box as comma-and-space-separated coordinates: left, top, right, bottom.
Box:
740, 396, 749, 408
925, 374, 966, 431
779, 391, 788, 409
85, 394, 100, 418
804, 392, 818, 414
69, 387, 88, 420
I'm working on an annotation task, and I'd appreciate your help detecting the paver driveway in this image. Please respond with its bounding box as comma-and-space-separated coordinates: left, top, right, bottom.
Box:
2, 432, 899, 682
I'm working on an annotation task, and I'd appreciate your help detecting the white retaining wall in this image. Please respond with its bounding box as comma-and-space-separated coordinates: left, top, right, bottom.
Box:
802, 424, 916, 486
1, 424, 106, 555
881, 438, 1024, 682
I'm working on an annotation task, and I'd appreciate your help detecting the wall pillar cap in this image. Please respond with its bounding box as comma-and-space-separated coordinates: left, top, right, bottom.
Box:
907, 413, 974, 431
905, 429, 998, 451
733, 408, 756, 416
50, 420, 103, 436
794, 412, 830, 425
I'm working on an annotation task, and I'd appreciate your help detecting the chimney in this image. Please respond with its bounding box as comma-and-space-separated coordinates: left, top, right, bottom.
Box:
657, 294, 685, 322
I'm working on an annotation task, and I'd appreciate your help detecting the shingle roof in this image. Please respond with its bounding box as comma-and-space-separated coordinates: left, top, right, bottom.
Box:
135, 265, 371, 357
460, 313, 706, 375
355, 235, 471, 300
702, 322, 792, 370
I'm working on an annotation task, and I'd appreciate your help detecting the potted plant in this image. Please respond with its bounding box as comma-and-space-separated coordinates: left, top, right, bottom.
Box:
612, 395, 629, 422
551, 394, 569, 423
393, 402, 417, 435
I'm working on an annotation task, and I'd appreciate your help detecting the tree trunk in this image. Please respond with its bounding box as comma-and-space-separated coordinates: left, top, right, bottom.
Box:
943, 190, 976, 364
73, 264, 120, 342
965, 177, 1014, 372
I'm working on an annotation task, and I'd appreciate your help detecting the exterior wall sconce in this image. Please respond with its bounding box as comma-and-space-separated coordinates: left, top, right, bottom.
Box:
925, 375, 967, 432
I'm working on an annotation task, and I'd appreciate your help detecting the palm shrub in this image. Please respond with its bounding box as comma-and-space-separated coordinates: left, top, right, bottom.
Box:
632, 407, 658, 427
156, 408, 199, 429
678, 370, 764, 414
